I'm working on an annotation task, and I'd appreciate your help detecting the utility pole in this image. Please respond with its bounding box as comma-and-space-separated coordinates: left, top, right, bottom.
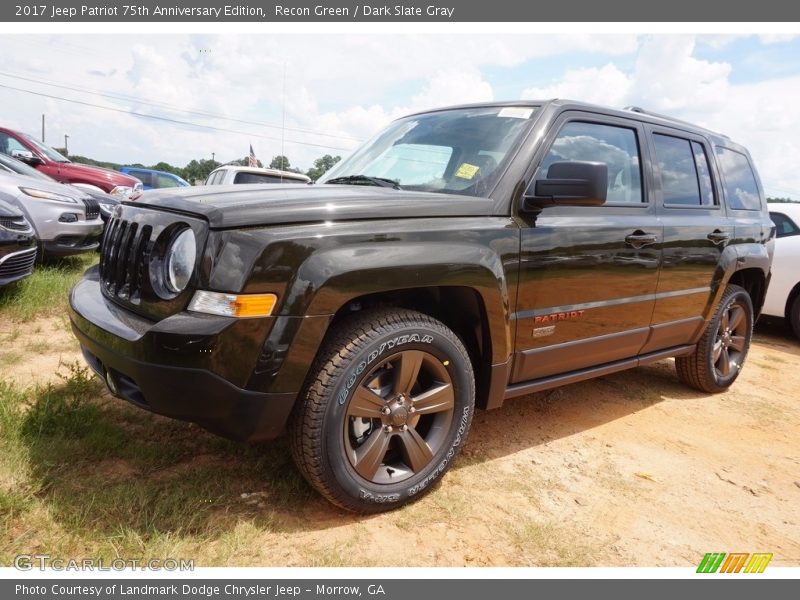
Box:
64, 134, 69, 155
212, 152, 215, 163
41, 114, 45, 142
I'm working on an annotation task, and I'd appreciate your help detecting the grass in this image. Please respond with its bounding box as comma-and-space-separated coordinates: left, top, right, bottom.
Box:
0, 351, 23, 367
0, 362, 317, 565
0, 254, 96, 322
504, 517, 595, 566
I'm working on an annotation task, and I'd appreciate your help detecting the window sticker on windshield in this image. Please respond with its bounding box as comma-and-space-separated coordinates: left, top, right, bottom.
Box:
498, 107, 533, 119
455, 163, 481, 179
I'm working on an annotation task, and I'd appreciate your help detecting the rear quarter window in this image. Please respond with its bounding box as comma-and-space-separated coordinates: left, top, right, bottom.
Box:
716, 147, 762, 211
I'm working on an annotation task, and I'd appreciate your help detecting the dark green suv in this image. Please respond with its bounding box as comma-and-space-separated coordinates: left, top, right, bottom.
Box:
69, 101, 774, 512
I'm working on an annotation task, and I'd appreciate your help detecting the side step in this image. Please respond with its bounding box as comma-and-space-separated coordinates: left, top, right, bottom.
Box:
503, 344, 695, 400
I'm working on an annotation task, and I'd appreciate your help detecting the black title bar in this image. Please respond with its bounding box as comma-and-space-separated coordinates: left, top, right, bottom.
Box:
3, 0, 800, 22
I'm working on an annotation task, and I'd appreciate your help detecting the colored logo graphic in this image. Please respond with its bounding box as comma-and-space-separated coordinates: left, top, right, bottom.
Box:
697, 552, 773, 573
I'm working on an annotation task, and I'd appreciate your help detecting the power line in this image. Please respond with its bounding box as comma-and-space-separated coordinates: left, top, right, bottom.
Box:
0, 70, 363, 143
0, 82, 354, 152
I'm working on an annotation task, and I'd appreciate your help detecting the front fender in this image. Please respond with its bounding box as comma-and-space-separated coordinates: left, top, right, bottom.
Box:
286, 241, 514, 364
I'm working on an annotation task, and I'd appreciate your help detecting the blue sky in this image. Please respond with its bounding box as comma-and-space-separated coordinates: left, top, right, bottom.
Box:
0, 34, 798, 196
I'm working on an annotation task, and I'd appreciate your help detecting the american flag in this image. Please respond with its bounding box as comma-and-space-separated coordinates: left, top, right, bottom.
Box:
248, 144, 258, 167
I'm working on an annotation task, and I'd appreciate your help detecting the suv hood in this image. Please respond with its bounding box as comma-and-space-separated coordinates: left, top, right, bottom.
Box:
59, 162, 140, 188
128, 184, 496, 228
0, 170, 91, 200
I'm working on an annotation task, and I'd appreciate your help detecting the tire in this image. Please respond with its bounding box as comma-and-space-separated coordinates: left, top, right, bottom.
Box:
675, 284, 754, 393
789, 294, 800, 340
289, 308, 475, 513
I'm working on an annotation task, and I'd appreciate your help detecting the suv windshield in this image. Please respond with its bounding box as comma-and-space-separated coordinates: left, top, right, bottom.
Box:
21, 133, 70, 163
319, 106, 537, 197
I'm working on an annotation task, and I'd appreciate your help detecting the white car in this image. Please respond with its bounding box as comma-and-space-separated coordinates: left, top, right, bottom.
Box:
205, 165, 310, 186
763, 202, 800, 338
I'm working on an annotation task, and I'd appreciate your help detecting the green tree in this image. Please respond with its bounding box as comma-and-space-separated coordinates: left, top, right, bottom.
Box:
306, 154, 341, 181
182, 158, 219, 184
151, 161, 180, 175
270, 155, 291, 171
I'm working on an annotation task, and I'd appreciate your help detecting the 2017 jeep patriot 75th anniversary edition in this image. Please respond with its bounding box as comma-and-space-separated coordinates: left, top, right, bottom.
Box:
69, 101, 774, 512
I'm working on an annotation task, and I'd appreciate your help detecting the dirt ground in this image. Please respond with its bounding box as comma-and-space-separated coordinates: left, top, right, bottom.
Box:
2, 314, 799, 567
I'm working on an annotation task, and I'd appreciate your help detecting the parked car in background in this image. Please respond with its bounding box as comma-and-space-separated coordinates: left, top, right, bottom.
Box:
0, 198, 36, 286
205, 165, 311, 185
120, 166, 190, 190
0, 152, 119, 224
0, 170, 103, 257
0, 127, 142, 199
763, 202, 800, 338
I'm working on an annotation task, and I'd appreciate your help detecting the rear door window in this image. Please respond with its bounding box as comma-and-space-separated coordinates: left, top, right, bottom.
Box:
716, 147, 762, 211
652, 134, 716, 207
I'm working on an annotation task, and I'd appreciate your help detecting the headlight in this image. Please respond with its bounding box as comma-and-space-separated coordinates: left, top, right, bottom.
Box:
19, 187, 78, 204
164, 228, 196, 293
109, 185, 134, 198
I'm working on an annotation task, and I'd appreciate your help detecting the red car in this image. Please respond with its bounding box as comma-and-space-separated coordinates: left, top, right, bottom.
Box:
0, 126, 142, 200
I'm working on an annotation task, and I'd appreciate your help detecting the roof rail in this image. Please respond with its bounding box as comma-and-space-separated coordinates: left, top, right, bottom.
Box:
621, 105, 728, 139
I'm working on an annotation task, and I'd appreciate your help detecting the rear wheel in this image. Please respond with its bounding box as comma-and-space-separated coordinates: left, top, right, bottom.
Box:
676, 284, 753, 393
289, 308, 475, 513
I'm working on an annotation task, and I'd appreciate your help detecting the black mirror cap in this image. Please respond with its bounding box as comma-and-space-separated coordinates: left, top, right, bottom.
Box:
522, 161, 608, 212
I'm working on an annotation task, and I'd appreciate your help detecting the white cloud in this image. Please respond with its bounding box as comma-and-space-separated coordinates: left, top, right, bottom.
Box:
759, 34, 798, 45
522, 63, 632, 106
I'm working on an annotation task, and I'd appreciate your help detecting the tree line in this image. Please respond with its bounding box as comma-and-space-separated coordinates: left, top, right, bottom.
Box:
55, 149, 341, 183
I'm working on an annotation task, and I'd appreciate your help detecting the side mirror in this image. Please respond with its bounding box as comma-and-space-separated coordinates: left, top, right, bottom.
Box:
11, 149, 43, 166
522, 161, 607, 212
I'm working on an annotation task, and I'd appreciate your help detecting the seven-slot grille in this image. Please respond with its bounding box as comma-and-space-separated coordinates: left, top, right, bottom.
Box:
0, 215, 32, 232
82, 196, 101, 220
0, 247, 36, 280
99, 218, 152, 302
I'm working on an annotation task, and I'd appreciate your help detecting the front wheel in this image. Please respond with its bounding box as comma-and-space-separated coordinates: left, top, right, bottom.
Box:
289, 308, 475, 513
676, 284, 753, 393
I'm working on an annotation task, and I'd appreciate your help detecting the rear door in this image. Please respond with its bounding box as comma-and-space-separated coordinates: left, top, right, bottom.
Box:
641, 127, 733, 353
512, 113, 663, 382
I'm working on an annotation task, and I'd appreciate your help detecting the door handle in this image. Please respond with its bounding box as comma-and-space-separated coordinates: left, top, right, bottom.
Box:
625, 232, 658, 248
707, 230, 730, 245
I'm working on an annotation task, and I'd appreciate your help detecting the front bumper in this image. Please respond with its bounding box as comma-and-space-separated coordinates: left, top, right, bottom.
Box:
69, 271, 303, 441
43, 229, 102, 255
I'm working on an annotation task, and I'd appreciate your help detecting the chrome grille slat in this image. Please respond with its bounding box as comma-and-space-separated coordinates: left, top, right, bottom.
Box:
100, 216, 153, 304
117, 222, 138, 299
128, 224, 151, 301
0, 247, 36, 279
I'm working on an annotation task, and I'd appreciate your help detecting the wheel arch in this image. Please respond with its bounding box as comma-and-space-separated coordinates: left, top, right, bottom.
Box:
324, 285, 497, 409
783, 280, 800, 322
728, 267, 767, 318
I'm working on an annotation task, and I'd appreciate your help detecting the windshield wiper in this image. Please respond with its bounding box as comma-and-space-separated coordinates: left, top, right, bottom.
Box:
325, 174, 401, 189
